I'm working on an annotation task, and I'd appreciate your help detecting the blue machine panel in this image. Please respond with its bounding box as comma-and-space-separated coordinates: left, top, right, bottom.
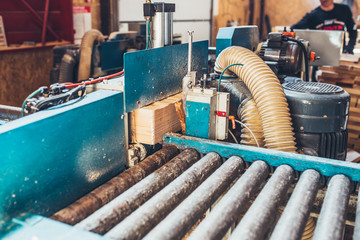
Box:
216, 26, 259, 56
0, 90, 126, 230
185, 101, 210, 139
163, 133, 360, 181
123, 40, 209, 113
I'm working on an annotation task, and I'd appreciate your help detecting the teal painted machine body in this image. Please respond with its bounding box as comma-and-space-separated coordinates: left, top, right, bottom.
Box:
185, 101, 211, 138
0, 90, 126, 231
216, 26, 259, 56
163, 133, 360, 182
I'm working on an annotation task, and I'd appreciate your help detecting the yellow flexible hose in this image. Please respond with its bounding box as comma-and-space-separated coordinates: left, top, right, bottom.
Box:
238, 98, 265, 147
215, 46, 296, 152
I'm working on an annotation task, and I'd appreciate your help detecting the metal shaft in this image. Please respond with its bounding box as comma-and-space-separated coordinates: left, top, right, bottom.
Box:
75, 148, 200, 234
51, 145, 178, 225
270, 169, 321, 240
187, 31, 194, 73
313, 174, 351, 240
354, 186, 360, 240
0, 105, 22, 120
104, 152, 222, 240
188, 160, 269, 240
143, 156, 244, 240
229, 164, 294, 240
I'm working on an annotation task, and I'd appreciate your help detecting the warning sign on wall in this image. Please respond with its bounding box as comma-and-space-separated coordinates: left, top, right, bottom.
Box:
0, 16, 7, 48
73, 6, 92, 44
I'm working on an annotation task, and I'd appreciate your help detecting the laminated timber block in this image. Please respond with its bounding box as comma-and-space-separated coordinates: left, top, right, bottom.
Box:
130, 93, 183, 145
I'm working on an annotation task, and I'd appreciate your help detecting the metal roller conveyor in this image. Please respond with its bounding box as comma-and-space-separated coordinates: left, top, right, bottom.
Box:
75, 148, 200, 234
7, 134, 359, 239
270, 169, 321, 240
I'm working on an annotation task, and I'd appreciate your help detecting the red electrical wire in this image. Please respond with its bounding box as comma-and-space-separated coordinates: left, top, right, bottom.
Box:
62, 70, 124, 89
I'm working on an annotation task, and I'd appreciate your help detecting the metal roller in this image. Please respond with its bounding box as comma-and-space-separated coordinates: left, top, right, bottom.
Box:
229, 164, 294, 240
75, 148, 200, 234
354, 187, 360, 240
104, 152, 222, 240
51, 145, 179, 225
270, 169, 321, 240
143, 156, 244, 240
313, 174, 351, 240
188, 160, 270, 240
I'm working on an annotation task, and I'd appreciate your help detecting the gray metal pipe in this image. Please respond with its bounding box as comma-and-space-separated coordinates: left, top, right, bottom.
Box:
187, 160, 269, 240
104, 152, 222, 240
75, 148, 200, 234
229, 164, 294, 240
0, 104, 22, 120
270, 169, 321, 240
143, 156, 244, 240
313, 174, 351, 240
354, 186, 360, 240
51, 145, 179, 225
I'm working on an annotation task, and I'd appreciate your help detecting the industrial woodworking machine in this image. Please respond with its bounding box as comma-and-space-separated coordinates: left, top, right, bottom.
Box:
0, 14, 359, 240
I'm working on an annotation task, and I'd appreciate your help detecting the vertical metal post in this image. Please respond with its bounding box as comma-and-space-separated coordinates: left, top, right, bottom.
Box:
188, 31, 194, 73
270, 169, 321, 240
229, 165, 294, 240
143, 156, 244, 240
188, 160, 269, 240
313, 174, 351, 240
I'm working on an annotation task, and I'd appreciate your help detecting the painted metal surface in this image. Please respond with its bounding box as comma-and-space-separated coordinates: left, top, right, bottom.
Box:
163, 133, 360, 181
185, 101, 211, 139
0, 90, 127, 230
216, 26, 259, 56
2, 215, 108, 240
123, 40, 208, 113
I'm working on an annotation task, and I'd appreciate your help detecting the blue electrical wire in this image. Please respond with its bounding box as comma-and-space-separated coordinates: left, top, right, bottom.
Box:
217, 63, 244, 91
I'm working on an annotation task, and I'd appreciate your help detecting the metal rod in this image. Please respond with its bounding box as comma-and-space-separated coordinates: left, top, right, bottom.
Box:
313, 174, 351, 240
354, 186, 360, 239
20, 0, 61, 40
0, 105, 22, 120
104, 152, 222, 240
270, 169, 321, 240
41, 0, 50, 45
229, 164, 294, 240
143, 156, 244, 240
188, 160, 270, 240
51, 145, 179, 225
187, 31, 194, 73
75, 148, 200, 234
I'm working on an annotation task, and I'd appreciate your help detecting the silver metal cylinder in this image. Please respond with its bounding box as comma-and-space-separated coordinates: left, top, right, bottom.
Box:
144, 156, 244, 240
354, 186, 360, 240
104, 152, 222, 240
188, 31, 193, 73
229, 164, 294, 240
270, 169, 321, 240
152, 12, 173, 48
187, 160, 269, 240
313, 174, 351, 240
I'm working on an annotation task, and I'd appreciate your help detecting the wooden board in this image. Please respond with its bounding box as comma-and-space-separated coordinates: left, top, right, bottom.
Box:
130, 93, 183, 145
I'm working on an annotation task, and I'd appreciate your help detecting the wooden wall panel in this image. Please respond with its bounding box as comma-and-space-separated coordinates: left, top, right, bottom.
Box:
0, 48, 52, 106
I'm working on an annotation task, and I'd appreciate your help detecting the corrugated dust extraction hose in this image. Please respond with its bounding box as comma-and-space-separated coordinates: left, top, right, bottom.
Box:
215, 46, 296, 152
78, 29, 104, 82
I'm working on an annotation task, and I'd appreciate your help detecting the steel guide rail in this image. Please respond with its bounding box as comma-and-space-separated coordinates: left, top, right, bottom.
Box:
163, 133, 360, 182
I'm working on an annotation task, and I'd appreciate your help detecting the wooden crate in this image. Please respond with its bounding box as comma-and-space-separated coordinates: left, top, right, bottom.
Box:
130, 93, 183, 145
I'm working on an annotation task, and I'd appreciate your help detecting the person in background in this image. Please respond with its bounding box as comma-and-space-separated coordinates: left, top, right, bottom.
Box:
292, 0, 357, 54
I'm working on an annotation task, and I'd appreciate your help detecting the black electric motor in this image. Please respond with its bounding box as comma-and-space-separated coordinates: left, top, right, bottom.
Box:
283, 82, 350, 160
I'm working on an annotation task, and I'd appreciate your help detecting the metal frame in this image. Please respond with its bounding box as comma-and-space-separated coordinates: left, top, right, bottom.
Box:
163, 133, 360, 181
